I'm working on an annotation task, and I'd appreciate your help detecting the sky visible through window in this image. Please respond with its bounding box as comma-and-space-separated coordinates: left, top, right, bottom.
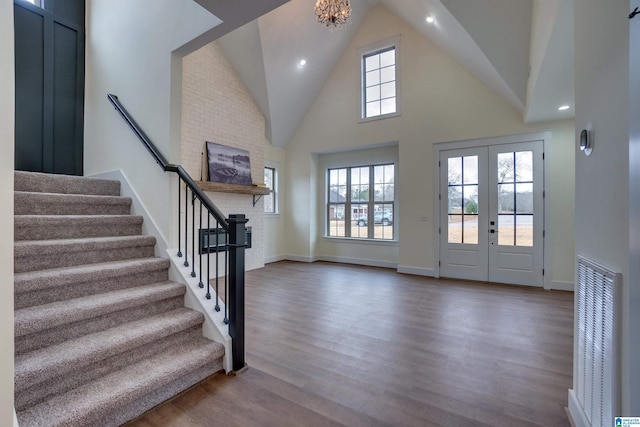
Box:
363, 47, 396, 118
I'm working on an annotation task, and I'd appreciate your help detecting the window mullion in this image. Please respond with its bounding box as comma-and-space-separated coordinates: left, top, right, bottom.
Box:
346, 167, 352, 238
326, 172, 331, 234
368, 166, 374, 239
326, 163, 395, 241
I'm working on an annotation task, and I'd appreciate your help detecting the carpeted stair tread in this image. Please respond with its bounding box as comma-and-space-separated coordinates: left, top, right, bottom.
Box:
15, 170, 121, 196
15, 297, 186, 356
15, 191, 132, 215
15, 326, 205, 412
13, 171, 226, 425
107, 364, 221, 427
17, 338, 224, 427
15, 234, 155, 255
15, 281, 185, 337
14, 235, 156, 273
14, 257, 170, 295
15, 308, 205, 392
14, 258, 171, 309
15, 214, 144, 240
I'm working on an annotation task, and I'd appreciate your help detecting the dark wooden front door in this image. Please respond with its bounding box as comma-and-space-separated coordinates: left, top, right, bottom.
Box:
14, 0, 85, 175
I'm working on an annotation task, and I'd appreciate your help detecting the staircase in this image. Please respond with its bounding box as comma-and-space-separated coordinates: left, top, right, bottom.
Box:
13, 171, 225, 426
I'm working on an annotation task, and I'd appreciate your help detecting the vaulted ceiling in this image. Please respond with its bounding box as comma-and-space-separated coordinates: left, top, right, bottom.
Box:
208, 0, 574, 148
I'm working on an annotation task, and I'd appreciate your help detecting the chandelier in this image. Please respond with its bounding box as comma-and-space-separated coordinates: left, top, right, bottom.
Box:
314, 0, 352, 31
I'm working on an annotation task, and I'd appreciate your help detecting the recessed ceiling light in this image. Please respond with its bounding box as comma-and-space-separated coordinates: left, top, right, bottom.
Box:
426, 15, 434, 23
558, 105, 570, 111
298, 59, 307, 68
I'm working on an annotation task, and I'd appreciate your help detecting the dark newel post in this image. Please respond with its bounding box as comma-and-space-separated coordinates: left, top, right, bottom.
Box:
228, 214, 248, 372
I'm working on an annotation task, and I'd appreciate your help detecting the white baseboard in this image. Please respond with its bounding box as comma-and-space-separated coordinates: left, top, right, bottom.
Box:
397, 265, 436, 277
88, 170, 170, 257
167, 249, 232, 373
273, 255, 396, 269
282, 254, 319, 263
317, 255, 396, 269
14, 408, 18, 427
546, 280, 574, 291
567, 389, 589, 427
264, 254, 287, 264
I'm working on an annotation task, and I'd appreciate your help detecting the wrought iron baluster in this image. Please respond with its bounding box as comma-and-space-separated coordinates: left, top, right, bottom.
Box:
215, 219, 220, 312
191, 193, 196, 277
198, 201, 203, 288
177, 178, 182, 258
183, 186, 189, 267
206, 214, 211, 300
224, 245, 229, 324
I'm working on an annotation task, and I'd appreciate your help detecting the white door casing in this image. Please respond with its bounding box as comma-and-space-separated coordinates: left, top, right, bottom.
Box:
437, 135, 545, 287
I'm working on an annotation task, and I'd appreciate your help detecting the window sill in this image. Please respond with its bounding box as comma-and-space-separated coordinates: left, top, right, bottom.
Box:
359, 111, 401, 124
322, 236, 398, 246
264, 213, 280, 218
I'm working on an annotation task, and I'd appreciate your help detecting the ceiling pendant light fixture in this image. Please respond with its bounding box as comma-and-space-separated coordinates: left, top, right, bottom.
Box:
314, 0, 351, 31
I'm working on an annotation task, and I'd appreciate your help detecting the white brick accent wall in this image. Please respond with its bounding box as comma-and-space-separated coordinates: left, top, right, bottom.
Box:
182, 42, 266, 272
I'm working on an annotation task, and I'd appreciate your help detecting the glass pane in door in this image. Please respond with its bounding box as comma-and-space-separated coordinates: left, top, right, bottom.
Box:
496, 151, 534, 246
448, 156, 479, 244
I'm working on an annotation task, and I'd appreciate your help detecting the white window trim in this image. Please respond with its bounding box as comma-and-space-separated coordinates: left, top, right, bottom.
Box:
264, 163, 279, 216
325, 163, 397, 241
358, 34, 401, 123
322, 236, 398, 245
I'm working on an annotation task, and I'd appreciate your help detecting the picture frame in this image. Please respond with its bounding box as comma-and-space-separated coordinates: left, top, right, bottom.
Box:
205, 141, 253, 185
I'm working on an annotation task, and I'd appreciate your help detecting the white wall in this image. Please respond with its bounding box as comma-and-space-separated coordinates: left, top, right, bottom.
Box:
574, 0, 637, 415
629, 0, 640, 415
547, 119, 576, 286
527, 0, 559, 104
284, 5, 575, 286
0, 0, 14, 423
84, 0, 222, 247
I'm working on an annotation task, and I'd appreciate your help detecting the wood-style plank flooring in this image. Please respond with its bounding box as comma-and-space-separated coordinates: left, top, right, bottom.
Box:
126, 261, 574, 427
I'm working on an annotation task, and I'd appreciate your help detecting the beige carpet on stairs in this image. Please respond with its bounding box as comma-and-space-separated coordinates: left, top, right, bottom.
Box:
13, 171, 224, 427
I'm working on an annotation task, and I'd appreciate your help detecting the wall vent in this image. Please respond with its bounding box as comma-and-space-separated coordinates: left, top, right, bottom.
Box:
569, 256, 619, 427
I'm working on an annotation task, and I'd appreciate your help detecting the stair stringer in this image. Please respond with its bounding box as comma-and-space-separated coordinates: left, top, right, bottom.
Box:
168, 250, 232, 373
89, 170, 232, 373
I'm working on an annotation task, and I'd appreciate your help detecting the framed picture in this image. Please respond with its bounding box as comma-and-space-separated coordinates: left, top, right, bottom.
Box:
206, 141, 252, 185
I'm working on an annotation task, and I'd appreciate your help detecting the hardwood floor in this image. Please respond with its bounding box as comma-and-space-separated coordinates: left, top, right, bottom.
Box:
126, 261, 574, 427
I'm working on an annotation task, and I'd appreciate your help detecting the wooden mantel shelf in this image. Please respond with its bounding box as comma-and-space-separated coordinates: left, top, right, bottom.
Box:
195, 181, 271, 196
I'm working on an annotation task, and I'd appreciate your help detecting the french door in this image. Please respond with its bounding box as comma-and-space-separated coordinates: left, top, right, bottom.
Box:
439, 140, 544, 286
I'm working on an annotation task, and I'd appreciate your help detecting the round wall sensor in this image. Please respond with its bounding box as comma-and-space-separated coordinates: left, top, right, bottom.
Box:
580, 122, 593, 156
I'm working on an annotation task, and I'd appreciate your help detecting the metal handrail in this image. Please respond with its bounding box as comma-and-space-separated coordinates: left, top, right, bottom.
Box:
107, 93, 229, 232
108, 93, 247, 372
